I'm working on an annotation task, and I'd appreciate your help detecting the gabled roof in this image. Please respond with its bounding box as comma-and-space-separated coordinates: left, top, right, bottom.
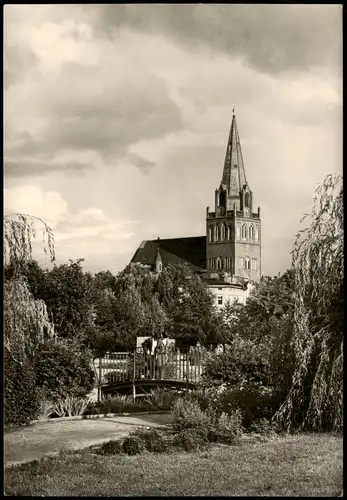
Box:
131, 236, 206, 272
221, 110, 247, 196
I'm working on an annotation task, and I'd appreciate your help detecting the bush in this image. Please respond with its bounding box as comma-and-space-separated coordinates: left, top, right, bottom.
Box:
202, 341, 271, 388
52, 395, 91, 417
122, 435, 145, 455
34, 343, 95, 402
37, 398, 55, 420
144, 387, 179, 411
248, 418, 279, 435
208, 410, 243, 444
172, 428, 208, 452
171, 398, 210, 432
217, 383, 279, 428
98, 439, 123, 456
188, 387, 223, 413
131, 428, 169, 453
4, 352, 42, 426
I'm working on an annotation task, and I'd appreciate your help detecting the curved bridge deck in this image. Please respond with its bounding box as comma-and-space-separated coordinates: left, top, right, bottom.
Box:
95, 347, 205, 400
102, 379, 197, 397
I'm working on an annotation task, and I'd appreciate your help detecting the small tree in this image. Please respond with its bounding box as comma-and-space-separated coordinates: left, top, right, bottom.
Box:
4, 213, 55, 425
4, 214, 56, 360
4, 213, 55, 275
274, 174, 343, 432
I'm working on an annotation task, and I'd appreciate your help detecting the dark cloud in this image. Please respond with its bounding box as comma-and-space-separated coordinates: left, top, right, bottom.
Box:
5, 159, 93, 177
6, 61, 182, 176
88, 5, 341, 75
126, 153, 156, 173
5, 44, 39, 88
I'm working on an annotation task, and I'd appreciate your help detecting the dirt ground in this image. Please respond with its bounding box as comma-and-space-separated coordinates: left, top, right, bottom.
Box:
4, 413, 172, 466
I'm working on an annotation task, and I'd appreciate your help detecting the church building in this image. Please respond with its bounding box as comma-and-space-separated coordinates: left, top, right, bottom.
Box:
130, 109, 261, 307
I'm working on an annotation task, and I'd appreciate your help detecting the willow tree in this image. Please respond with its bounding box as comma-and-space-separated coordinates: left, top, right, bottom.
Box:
273, 174, 343, 432
4, 213, 55, 360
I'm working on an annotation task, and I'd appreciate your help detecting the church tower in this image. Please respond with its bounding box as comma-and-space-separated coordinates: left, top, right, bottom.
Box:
206, 109, 261, 282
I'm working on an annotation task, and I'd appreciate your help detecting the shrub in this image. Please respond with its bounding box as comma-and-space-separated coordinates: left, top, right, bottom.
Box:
4, 352, 42, 426
37, 398, 55, 420
131, 428, 169, 453
171, 398, 210, 432
98, 439, 123, 456
209, 410, 243, 444
52, 396, 91, 417
218, 383, 278, 428
144, 387, 179, 410
91, 395, 151, 415
248, 418, 279, 435
188, 387, 223, 413
122, 435, 145, 455
172, 428, 208, 452
34, 343, 95, 402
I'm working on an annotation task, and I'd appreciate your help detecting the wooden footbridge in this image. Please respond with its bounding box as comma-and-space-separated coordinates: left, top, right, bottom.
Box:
94, 346, 205, 401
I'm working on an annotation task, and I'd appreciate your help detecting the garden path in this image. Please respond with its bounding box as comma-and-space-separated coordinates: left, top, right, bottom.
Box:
5, 413, 172, 467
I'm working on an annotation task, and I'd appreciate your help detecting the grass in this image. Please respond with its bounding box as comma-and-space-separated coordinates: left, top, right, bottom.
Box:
5, 433, 342, 496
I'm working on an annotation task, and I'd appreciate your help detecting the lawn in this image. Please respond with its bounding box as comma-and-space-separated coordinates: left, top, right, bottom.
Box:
5, 433, 342, 497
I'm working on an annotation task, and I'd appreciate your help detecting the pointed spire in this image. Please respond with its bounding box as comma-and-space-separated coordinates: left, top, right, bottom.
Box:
221, 110, 247, 196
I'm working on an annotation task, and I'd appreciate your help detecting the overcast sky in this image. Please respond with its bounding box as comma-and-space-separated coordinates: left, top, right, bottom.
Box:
4, 5, 342, 276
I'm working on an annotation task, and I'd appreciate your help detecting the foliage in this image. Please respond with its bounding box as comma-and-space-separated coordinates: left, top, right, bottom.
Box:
122, 435, 146, 455
98, 439, 124, 456
274, 174, 343, 432
108, 264, 169, 350
172, 428, 209, 452
188, 383, 279, 430
217, 384, 279, 428
4, 277, 54, 361
201, 336, 271, 388
88, 395, 150, 415
34, 342, 95, 402
219, 269, 295, 344
131, 428, 170, 453
248, 418, 279, 435
38, 259, 95, 341
208, 410, 243, 444
157, 264, 222, 347
37, 399, 56, 420
4, 213, 55, 276
4, 213, 56, 427
171, 398, 210, 432
52, 396, 91, 417
144, 387, 179, 410
4, 351, 42, 426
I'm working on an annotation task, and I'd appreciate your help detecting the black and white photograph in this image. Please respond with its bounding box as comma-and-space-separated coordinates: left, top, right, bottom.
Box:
4, 4, 342, 496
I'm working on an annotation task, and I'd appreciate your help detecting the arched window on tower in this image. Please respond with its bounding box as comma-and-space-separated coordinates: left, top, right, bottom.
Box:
216, 258, 222, 270
214, 225, 218, 241
221, 223, 226, 241
209, 226, 214, 242
241, 223, 247, 240
227, 225, 231, 240
244, 257, 251, 270
249, 224, 254, 240
255, 226, 259, 242
245, 192, 250, 208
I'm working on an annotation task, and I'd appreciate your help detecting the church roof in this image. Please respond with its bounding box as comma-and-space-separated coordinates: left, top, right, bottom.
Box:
221, 109, 247, 196
131, 236, 206, 272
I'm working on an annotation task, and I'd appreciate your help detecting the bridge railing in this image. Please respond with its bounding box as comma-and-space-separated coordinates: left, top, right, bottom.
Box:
95, 346, 206, 389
